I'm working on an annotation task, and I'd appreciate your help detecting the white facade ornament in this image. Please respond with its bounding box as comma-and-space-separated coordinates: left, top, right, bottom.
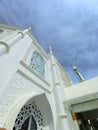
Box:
14, 101, 44, 130
0, 27, 31, 57
0, 73, 37, 127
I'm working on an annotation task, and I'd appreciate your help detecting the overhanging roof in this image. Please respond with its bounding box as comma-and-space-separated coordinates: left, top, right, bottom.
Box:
64, 77, 98, 106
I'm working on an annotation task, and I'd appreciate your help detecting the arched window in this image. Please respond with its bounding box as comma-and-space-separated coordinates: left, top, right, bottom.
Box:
30, 51, 45, 77
13, 101, 44, 130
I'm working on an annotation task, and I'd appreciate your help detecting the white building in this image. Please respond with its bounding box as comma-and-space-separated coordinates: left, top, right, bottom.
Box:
0, 24, 98, 130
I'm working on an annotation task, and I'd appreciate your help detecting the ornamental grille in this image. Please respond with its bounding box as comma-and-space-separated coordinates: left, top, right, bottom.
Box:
30, 51, 45, 77
13, 101, 44, 130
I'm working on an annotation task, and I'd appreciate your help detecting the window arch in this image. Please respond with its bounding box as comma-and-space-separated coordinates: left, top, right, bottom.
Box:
13, 101, 44, 130
30, 51, 45, 77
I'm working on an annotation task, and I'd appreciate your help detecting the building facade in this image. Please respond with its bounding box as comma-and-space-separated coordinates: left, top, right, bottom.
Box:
0, 24, 98, 130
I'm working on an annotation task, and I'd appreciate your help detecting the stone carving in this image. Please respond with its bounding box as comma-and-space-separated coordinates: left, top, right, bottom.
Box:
0, 72, 39, 126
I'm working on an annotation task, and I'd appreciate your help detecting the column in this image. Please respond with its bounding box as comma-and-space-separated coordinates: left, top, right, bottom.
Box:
49, 47, 70, 130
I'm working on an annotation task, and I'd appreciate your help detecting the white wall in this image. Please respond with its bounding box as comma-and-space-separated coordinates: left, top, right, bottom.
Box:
64, 77, 98, 104
0, 34, 32, 97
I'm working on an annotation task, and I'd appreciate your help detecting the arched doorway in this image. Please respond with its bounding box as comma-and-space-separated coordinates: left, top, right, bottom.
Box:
5, 93, 54, 130
13, 100, 44, 130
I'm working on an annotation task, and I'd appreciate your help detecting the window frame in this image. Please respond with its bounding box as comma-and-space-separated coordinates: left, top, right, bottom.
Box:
29, 51, 45, 78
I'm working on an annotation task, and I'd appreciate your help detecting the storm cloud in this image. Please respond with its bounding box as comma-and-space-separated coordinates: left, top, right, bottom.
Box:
0, 0, 98, 83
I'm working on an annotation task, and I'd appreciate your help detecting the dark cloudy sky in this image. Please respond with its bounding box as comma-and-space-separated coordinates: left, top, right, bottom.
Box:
0, 0, 98, 83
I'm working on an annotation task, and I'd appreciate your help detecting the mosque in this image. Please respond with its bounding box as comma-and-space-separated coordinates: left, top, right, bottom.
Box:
0, 24, 98, 130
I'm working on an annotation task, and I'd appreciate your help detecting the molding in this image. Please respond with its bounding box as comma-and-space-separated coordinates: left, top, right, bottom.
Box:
20, 60, 50, 87
28, 33, 49, 60
71, 99, 98, 113
0, 24, 23, 31
4, 93, 54, 130
0, 24, 49, 60
0, 41, 10, 53
17, 68, 51, 93
58, 113, 67, 118
0, 72, 43, 127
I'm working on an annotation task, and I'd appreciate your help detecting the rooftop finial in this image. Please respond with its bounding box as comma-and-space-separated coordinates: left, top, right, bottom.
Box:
73, 66, 84, 82
49, 45, 53, 55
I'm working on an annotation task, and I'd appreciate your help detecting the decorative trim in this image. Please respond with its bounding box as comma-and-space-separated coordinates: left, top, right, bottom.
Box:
59, 113, 67, 118
14, 101, 44, 130
0, 72, 42, 126
18, 69, 51, 93
20, 60, 50, 87
28, 33, 49, 60
18, 27, 31, 38
0, 41, 10, 53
